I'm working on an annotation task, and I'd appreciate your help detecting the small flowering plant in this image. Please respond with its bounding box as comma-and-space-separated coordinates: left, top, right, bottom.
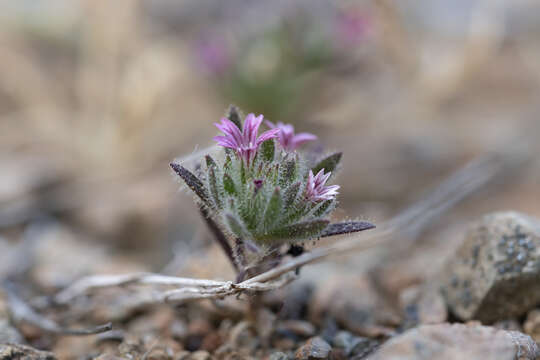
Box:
171, 106, 374, 278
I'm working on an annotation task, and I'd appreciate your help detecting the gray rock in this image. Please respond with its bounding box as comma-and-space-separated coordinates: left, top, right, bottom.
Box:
269, 352, 290, 360
440, 211, 540, 322
277, 320, 316, 338
400, 284, 447, 327
369, 323, 540, 360
0, 343, 56, 360
295, 336, 331, 360
333, 331, 378, 358
311, 273, 399, 337
0, 318, 23, 343
190, 350, 212, 360
492, 318, 522, 332
523, 309, 540, 342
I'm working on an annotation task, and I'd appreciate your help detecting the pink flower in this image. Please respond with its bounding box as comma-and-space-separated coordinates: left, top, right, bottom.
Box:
305, 169, 340, 202
265, 121, 317, 151
336, 9, 370, 47
195, 35, 230, 75
214, 114, 279, 165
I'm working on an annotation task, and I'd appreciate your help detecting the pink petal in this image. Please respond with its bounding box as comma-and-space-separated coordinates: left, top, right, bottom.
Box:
242, 114, 255, 144
245, 114, 264, 144
292, 133, 317, 147
324, 185, 340, 194
215, 118, 243, 144
212, 136, 237, 148
321, 171, 332, 185
314, 169, 326, 185
265, 120, 277, 129
257, 128, 280, 145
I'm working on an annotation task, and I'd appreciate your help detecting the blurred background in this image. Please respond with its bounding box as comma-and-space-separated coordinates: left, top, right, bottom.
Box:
1, 0, 540, 323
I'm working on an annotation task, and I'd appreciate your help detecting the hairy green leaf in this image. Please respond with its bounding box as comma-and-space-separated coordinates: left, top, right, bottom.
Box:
262, 219, 330, 242
224, 155, 232, 172
312, 152, 342, 175
225, 213, 246, 238
240, 161, 246, 184
223, 173, 236, 195
311, 199, 335, 218
320, 221, 375, 237
170, 163, 210, 205
283, 181, 301, 208
260, 139, 275, 162
205, 154, 217, 169
263, 187, 282, 230
207, 166, 222, 208
279, 157, 296, 187
226, 105, 243, 130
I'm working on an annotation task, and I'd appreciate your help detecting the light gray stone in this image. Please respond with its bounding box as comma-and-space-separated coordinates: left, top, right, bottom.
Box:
440, 211, 540, 322
369, 323, 539, 360
295, 337, 331, 360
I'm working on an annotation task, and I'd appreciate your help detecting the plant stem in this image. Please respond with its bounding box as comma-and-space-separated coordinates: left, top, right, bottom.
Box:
198, 205, 239, 273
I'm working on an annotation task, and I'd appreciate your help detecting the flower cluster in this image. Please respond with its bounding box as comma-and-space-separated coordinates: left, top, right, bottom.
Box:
171, 106, 373, 253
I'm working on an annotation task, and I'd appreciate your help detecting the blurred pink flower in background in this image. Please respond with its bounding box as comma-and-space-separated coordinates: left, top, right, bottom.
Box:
336, 8, 370, 46
195, 35, 231, 75
265, 121, 317, 151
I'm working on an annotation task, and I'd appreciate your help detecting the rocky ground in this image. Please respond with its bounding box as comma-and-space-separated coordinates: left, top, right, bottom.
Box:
2, 2, 540, 359
2, 210, 540, 359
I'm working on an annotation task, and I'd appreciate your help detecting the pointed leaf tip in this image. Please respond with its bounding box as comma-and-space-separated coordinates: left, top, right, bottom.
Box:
226, 105, 242, 130
320, 221, 375, 238
312, 152, 342, 175
205, 154, 217, 169
170, 162, 210, 205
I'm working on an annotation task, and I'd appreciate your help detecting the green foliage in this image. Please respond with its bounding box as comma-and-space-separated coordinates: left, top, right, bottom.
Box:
260, 139, 275, 162
170, 163, 210, 207
312, 152, 342, 176
263, 187, 283, 230
170, 108, 374, 255
207, 166, 222, 209
223, 173, 236, 195
278, 156, 297, 187
261, 219, 330, 243
172, 146, 339, 248
226, 105, 243, 130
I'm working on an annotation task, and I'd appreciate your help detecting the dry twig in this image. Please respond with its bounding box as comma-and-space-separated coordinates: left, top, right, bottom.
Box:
3, 281, 112, 335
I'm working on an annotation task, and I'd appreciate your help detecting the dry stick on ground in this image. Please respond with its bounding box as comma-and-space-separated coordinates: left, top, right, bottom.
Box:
50, 152, 508, 306
3, 281, 112, 335
53, 273, 229, 305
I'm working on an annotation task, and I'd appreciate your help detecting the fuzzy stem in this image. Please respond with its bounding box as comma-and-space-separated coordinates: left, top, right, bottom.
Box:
234, 238, 248, 282
198, 205, 239, 273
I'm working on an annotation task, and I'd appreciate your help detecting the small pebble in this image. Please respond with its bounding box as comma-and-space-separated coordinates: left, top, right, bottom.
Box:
269, 352, 289, 360
295, 336, 331, 360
